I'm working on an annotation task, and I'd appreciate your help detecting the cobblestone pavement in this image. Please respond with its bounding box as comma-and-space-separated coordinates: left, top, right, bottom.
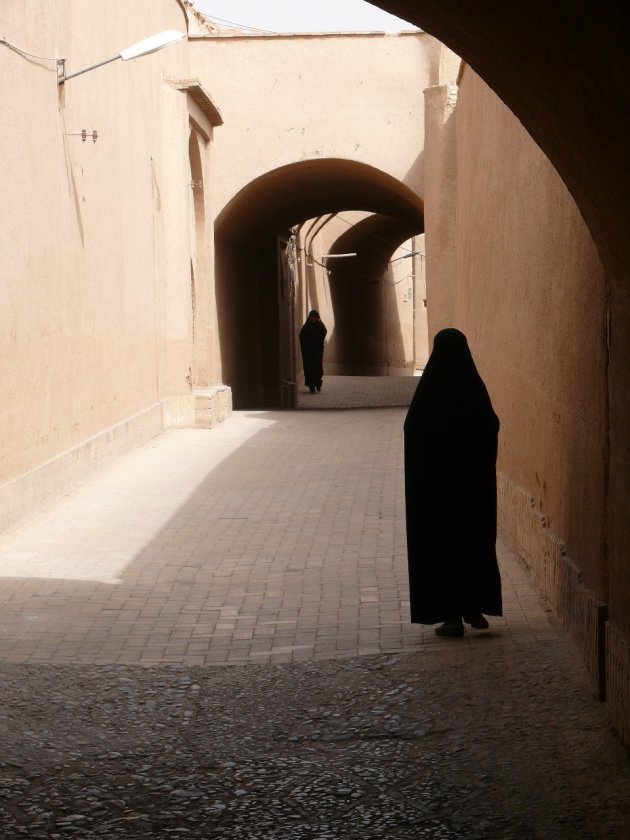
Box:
1, 377, 629, 837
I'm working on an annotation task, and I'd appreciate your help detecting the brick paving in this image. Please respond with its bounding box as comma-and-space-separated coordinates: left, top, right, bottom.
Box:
2, 376, 630, 839
0, 375, 554, 667
296, 374, 419, 409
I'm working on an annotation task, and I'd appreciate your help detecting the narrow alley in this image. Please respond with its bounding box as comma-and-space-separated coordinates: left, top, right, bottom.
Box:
0, 378, 629, 838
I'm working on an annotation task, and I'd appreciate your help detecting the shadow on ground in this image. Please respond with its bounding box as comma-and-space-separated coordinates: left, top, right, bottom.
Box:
1, 642, 630, 839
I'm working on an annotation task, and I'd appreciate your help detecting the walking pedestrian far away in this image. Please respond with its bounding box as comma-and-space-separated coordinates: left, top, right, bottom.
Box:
404, 328, 503, 637
299, 309, 327, 394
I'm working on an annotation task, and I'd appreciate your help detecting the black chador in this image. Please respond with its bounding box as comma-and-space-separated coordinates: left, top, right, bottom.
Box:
299, 310, 327, 393
404, 328, 502, 628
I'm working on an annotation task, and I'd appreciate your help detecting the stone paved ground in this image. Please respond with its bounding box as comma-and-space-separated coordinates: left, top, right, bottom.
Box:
0, 376, 629, 838
296, 375, 419, 410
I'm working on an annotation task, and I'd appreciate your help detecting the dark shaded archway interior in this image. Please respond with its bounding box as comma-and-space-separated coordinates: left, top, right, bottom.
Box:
327, 215, 421, 374
215, 159, 424, 408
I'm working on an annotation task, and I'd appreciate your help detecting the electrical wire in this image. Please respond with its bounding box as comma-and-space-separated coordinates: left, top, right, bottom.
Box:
300, 218, 423, 273
333, 212, 418, 255
201, 14, 279, 35
300, 209, 422, 270
389, 251, 422, 263
0, 37, 58, 62
299, 247, 329, 271
298, 245, 422, 282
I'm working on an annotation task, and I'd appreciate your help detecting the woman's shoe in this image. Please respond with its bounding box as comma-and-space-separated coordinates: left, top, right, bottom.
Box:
435, 618, 464, 637
463, 613, 489, 629
309, 386, 316, 394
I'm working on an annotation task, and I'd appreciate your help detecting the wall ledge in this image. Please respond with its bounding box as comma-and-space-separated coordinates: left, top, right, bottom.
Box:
498, 473, 630, 748
0, 391, 232, 533
497, 472, 608, 700
606, 622, 630, 747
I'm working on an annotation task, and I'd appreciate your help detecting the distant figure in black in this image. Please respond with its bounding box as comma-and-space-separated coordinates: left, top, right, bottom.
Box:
299, 310, 327, 394
404, 328, 502, 637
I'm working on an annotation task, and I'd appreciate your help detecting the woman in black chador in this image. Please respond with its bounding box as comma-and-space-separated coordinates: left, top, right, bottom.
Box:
404, 328, 502, 637
299, 310, 327, 394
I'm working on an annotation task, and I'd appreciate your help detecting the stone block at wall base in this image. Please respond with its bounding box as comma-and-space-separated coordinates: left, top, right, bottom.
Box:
281, 380, 298, 408
194, 385, 233, 428
606, 623, 630, 747
161, 394, 196, 428
497, 473, 608, 700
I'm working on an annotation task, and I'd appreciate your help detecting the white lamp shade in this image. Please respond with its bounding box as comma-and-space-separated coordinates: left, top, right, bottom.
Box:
119, 30, 185, 61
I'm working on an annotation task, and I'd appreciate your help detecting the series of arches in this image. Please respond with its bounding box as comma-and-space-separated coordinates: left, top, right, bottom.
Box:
215, 159, 425, 407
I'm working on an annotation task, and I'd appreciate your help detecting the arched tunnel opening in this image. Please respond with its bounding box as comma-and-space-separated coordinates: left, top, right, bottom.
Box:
325, 214, 423, 375
215, 158, 424, 409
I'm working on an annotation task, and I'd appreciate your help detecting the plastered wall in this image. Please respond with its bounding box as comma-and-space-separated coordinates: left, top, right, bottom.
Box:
427, 66, 608, 600
0, 1, 199, 521
190, 32, 459, 220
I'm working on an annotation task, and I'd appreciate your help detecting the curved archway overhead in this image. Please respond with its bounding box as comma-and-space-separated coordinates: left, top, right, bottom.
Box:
369, 1, 629, 279
215, 158, 424, 243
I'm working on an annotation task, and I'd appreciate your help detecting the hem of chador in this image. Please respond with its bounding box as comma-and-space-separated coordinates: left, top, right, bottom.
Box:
410, 611, 503, 625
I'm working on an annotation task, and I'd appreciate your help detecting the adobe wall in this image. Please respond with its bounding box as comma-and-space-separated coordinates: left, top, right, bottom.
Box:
425, 66, 609, 691
189, 32, 459, 218
0, 1, 202, 526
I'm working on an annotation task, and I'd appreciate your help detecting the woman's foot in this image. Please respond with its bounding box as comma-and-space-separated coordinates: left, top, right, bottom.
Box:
316, 385, 321, 392
309, 386, 316, 394
463, 613, 489, 629
435, 618, 464, 637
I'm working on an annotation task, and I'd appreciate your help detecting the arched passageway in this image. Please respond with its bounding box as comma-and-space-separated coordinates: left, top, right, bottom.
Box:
215, 159, 424, 408
326, 215, 422, 374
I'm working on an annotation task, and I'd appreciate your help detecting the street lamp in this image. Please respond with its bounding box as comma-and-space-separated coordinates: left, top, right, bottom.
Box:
57, 30, 186, 84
